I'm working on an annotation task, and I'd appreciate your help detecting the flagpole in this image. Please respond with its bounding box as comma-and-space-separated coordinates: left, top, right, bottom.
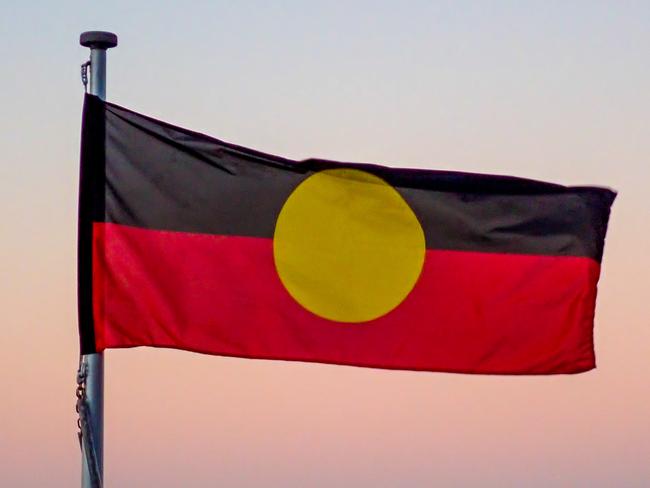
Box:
79, 30, 117, 488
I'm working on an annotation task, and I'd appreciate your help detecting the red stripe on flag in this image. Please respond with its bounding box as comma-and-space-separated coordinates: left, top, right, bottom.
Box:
92, 223, 600, 374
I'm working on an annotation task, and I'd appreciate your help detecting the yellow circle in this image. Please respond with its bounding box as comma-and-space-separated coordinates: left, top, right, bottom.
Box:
273, 168, 425, 323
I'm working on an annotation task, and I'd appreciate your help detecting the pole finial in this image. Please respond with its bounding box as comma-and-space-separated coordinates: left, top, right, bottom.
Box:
80, 31, 118, 49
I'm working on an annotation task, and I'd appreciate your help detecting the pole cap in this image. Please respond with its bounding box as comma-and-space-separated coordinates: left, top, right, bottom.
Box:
80, 31, 118, 49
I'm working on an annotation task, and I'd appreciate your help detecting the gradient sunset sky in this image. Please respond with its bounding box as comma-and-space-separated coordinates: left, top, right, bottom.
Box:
1, 1, 649, 486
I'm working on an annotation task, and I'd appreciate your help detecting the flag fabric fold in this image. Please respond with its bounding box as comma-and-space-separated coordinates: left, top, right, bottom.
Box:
78, 94, 615, 374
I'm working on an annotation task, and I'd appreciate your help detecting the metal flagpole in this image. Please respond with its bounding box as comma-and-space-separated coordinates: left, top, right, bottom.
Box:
78, 30, 117, 488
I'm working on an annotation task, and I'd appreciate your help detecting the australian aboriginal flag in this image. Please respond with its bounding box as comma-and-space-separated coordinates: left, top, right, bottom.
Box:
78, 94, 615, 374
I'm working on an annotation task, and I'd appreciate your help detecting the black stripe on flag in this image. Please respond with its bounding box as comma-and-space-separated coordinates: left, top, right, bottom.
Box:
86, 94, 615, 261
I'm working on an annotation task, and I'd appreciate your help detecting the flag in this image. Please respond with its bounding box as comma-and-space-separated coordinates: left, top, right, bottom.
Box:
78, 94, 615, 374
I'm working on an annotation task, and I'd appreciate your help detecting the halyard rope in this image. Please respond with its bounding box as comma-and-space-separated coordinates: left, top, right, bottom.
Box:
76, 358, 103, 488
81, 60, 90, 92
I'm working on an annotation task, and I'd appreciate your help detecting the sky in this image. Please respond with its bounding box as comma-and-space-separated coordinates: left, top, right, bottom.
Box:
1, 1, 649, 486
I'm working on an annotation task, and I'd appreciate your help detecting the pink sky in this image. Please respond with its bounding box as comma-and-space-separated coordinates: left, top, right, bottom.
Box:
1, 1, 649, 486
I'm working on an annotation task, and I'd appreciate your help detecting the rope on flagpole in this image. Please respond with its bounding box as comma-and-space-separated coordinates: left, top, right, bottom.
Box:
81, 61, 90, 92
76, 358, 103, 488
